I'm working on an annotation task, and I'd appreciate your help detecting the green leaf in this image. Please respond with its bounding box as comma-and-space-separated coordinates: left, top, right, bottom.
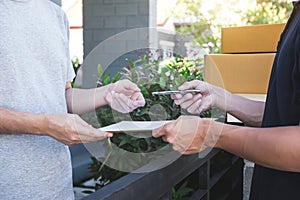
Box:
112, 72, 121, 83
119, 140, 127, 147
103, 75, 111, 85
176, 187, 193, 197
98, 64, 103, 77
159, 77, 166, 89
140, 86, 149, 96
128, 60, 135, 69
141, 55, 147, 64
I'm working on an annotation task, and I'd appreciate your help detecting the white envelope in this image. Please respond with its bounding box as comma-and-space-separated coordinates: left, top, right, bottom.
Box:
99, 120, 173, 132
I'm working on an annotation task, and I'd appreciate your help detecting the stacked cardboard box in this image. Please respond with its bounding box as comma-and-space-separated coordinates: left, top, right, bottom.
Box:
204, 53, 275, 94
204, 23, 285, 122
221, 23, 285, 54
204, 23, 285, 94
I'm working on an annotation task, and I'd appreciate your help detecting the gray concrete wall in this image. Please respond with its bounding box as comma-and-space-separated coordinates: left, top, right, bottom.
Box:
83, 0, 151, 55
82, 0, 158, 88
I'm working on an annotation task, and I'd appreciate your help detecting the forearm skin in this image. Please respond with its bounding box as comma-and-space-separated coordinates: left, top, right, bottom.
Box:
65, 85, 109, 115
214, 87, 265, 127
0, 107, 45, 135
215, 123, 300, 172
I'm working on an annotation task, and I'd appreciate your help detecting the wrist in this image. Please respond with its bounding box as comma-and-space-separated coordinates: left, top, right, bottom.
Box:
213, 122, 238, 150
98, 84, 113, 106
28, 113, 49, 136
12, 111, 45, 136
204, 120, 226, 149
213, 87, 232, 111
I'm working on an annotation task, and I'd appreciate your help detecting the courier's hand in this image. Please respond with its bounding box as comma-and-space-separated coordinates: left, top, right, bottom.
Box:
43, 114, 112, 146
171, 80, 216, 114
152, 116, 215, 154
105, 80, 145, 113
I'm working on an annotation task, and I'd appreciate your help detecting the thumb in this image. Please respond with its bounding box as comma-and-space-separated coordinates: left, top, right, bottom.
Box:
152, 122, 173, 138
122, 80, 140, 92
131, 92, 146, 106
152, 126, 165, 138
178, 80, 200, 91
103, 131, 113, 138
96, 129, 113, 138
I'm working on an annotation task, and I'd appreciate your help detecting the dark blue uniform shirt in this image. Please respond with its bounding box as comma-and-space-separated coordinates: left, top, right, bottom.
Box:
250, 1, 300, 199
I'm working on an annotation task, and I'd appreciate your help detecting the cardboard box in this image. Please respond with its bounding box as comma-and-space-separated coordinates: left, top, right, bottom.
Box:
221, 23, 285, 53
204, 54, 275, 94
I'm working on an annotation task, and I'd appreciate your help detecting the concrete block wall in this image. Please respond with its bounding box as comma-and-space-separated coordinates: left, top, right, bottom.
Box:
83, 0, 151, 56
82, 0, 156, 88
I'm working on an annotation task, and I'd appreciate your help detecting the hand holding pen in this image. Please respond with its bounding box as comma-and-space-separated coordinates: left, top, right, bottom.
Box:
152, 80, 216, 114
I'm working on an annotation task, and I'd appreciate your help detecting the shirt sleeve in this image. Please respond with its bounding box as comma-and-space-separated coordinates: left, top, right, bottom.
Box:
291, 28, 300, 119
62, 11, 76, 83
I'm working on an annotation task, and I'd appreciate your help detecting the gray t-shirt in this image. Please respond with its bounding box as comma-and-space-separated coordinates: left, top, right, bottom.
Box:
0, 0, 75, 199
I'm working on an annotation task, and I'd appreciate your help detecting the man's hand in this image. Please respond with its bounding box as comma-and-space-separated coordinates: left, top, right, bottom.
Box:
105, 80, 145, 113
171, 80, 216, 114
152, 116, 220, 154
42, 114, 112, 146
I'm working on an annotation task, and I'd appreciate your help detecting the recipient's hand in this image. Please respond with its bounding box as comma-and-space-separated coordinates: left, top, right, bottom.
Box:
171, 80, 216, 114
43, 114, 112, 146
152, 116, 219, 154
105, 80, 145, 113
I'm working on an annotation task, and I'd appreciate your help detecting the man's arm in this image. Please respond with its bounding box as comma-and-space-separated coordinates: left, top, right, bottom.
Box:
0, 106, 112, 146
153, 116, 300, 172
0, 107, 44, 135
172, 80, 265, 127
217, 123, 300, 172
65, 82, 109, 115
219, 90, 265, 127
65, 80, 145, 115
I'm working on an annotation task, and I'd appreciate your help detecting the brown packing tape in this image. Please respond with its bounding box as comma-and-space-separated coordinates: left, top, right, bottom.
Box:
204, 54, 275, 94
221, 23, 285, 53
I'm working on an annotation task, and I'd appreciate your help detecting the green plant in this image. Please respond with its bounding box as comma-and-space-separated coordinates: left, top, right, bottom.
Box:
71, 57, 81, 75
172, 0, 293, 54
243, 0, 293, 25
172, 0, 244, 54
71, 57, 81, 87
90, 53, 207, 189
172, 183, 194, 200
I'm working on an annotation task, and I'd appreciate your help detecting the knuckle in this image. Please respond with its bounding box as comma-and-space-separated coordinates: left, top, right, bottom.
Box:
162, 136, 167, 142
186, 93, 193, 99
195, 80, 202, 84
173, 145, 181, 153
178, 115, 184, 121
67, 142, 76, 147
166, 137, 174, 143
68, 135, 79, 142
187, 107, 193, 113
65, 125, 77, 135
164, 125, 172, 133
180, 102, 188, 108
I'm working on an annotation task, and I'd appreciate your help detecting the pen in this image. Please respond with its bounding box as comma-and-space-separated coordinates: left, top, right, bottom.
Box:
151, 90, 202, 95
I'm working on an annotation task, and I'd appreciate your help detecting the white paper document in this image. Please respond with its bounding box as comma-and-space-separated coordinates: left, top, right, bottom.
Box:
99, 120, 173, 132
